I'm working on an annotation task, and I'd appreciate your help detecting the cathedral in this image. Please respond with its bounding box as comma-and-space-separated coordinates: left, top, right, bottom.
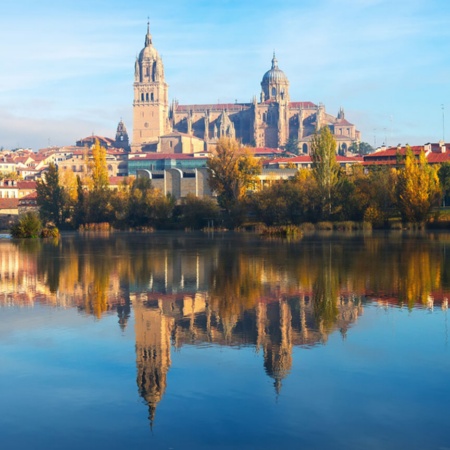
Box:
132, 23, 360, 154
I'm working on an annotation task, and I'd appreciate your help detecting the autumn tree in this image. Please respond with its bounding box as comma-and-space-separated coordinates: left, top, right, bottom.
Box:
84, 139, 112, 224
207, 137, 261, 226
89, 139, 109, 191
36, 163, 71, 228
310, 126, 341, 219
396, 146, 440, 223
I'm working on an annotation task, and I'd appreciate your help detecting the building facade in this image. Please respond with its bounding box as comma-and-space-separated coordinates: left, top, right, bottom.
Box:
132, 24, 360, 154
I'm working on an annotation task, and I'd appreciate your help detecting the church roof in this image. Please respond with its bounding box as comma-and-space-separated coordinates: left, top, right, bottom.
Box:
289, 102, 316, 109
175, 103, 250, 113
262, 53, 288, 84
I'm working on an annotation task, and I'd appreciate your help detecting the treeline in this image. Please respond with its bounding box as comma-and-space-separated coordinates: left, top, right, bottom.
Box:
35, 134, 450, 231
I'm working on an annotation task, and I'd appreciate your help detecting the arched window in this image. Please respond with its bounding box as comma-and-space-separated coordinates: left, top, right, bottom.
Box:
146, 66, 150, 77
302, 143, 308, 154
271, 87, 276, 97
151, 92, 154, 101
146, 93, 149, 102
141, 93, 144, 102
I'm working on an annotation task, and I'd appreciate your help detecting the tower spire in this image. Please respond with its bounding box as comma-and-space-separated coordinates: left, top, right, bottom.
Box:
272, 51, 278, 69
145, 19, 152, 47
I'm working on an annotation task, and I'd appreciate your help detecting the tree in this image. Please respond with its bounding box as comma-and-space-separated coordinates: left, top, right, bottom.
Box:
179, 194, 220, 229
310, 126, 341, 219
348, 142, 374, 155
207, 137, 261, 224
84, 139, 112, 224
438, 162, 450, 207
283, 136, 299, 155
89, 139, 109, 191
36, 163, 70, 228
396, 146, 440, 223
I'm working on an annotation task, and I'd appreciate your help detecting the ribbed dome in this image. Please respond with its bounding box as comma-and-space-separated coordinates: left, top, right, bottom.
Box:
139, 23, 160, 61
262, 54, 288, 84
139, 45, 159, 61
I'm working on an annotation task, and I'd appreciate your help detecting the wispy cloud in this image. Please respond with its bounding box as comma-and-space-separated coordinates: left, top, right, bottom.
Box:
0, 0, 449, 149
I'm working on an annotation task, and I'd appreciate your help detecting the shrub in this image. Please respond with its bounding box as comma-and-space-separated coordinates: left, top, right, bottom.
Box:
40, 226, 60, 238
334, 221, 357, 231
300, 222, 315, 232
10, 213, 42, 238
316, 221, 333, 230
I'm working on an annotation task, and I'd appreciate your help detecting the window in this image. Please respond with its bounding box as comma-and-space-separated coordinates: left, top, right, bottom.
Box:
146, 93, 149, 102
271, 87, 276, 97
151, 93, 154, 101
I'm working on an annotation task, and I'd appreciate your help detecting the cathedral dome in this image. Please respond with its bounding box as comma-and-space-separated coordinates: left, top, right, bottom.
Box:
262, 54, 288, 84
139, 23, 160, 62
139, 43, 159, 61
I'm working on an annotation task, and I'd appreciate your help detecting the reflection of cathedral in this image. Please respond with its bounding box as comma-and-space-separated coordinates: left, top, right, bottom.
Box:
131, 291, 363, 424
132, 23, 360, 153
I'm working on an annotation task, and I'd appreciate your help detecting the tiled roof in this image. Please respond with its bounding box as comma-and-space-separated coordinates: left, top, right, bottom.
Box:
0, 198, 18, 209
175, 103, 250, 113
290, 101, 317, 109
18, 181, 37, 189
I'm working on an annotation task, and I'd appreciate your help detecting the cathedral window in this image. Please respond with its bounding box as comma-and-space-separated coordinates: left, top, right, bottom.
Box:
146, 93, 149, 102
303, 143, 308, 154
271, 87, 276, 97
141, 93, 144, 102
146, 66, 150, 77
151, 93, 154, 101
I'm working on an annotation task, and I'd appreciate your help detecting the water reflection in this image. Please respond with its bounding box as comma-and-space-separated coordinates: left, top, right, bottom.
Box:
1, 232, 449, 428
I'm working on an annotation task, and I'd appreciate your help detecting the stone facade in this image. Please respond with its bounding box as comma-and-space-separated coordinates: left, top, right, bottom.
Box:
132, 23, 170, 151
132, 25, 360, 154
137, 167, 212, 199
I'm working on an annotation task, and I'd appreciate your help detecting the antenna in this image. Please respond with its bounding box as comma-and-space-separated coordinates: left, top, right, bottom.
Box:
442, 104, 445, 141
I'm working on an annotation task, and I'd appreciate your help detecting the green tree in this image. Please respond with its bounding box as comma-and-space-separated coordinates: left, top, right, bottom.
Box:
283, 136, 299, 155
348, 142, 374, 155
396, 146, 440, 223
179, 194, 220, 229
438, 162, 450, 207
36, 163, 71, 228
310, 126, 341, 219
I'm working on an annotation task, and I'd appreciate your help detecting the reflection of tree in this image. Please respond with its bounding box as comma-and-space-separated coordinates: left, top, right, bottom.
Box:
6, 232, 450, 430
312, 246, 339, 333
208, 249, 263, 338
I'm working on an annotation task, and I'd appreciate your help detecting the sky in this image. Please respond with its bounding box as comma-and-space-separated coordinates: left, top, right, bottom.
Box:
1, 0, 449, 151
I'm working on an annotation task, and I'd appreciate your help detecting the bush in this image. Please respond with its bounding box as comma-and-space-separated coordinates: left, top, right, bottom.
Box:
40, 226, 60, 238
316, 221, 333, 231
10, 213, 43, 238
79, 222, 111, 232
334, 221, 357, 231
299, 222, 315, 232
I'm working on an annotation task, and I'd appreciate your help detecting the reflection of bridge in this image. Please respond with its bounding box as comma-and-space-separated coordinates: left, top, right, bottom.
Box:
132, 291, 363, 427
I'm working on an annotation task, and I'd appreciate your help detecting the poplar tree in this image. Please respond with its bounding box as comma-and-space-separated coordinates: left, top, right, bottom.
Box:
310, 126, 340, 218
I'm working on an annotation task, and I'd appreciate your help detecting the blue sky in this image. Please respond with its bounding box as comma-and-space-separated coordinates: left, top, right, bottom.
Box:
1, 0, 449, 150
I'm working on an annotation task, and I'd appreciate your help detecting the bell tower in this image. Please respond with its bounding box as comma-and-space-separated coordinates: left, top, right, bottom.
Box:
132, 22, 170, 151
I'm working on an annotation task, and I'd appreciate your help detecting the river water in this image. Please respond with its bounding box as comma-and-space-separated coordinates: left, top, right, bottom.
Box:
0, 231, 449, 449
